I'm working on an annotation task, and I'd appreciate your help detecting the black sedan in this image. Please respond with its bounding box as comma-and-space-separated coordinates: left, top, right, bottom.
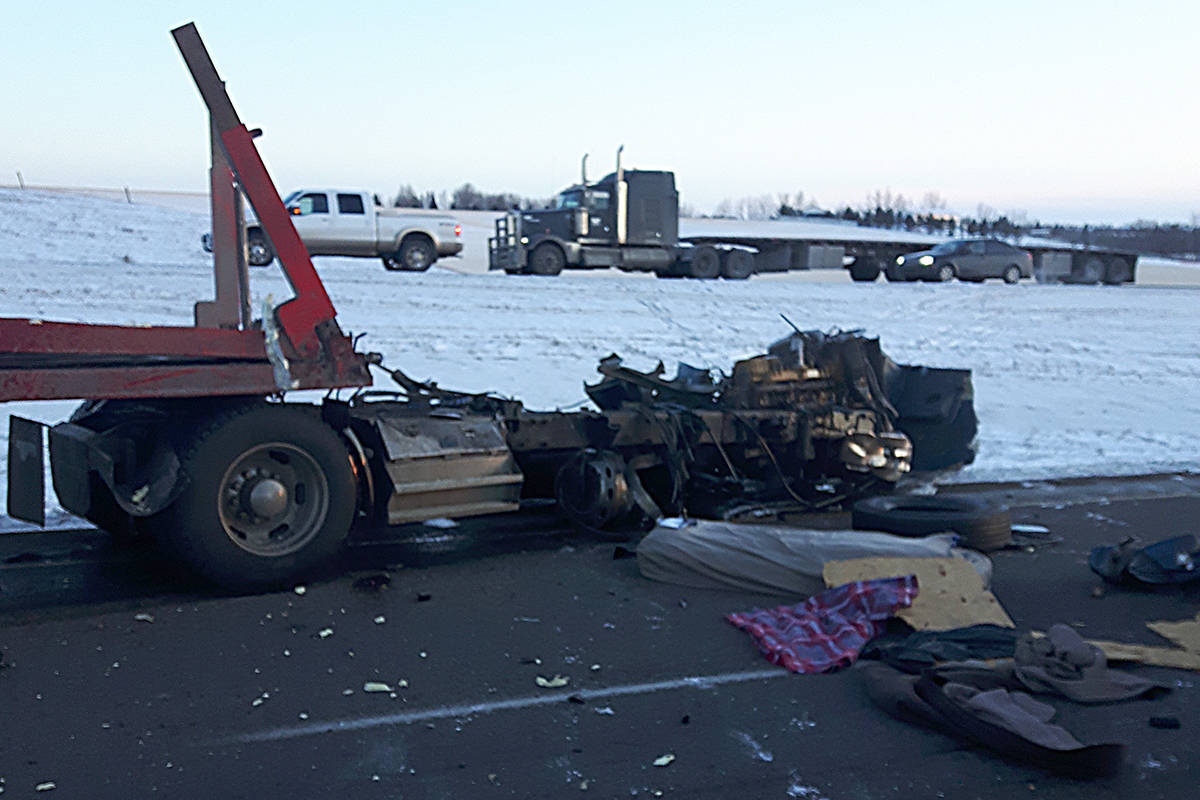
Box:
891, 239, 1033, 283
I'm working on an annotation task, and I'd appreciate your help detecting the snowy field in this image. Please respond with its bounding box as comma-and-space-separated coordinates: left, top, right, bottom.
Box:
1, 187, 1199, 529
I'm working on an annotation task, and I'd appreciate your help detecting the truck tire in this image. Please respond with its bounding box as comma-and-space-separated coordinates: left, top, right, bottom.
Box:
399, 236, 436, 271
1002, 265, 1021, 284
851, 494, 1012, 552
1079, 257, 1104, 284
247, 233, 274, 267
529, 242, 565, 276
150, 405, 356, 588
850, 258, 881, 282
1103, 258, 1131, 285
688, 246, 720, 279
721, 250, 755, 280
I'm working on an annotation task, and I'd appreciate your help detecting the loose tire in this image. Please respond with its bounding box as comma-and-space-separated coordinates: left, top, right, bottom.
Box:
687, 246, 720, 279
247, 233, 274, 267
529, 242, 566, 276
937, 264, 956, 283
1002, 265, 1021, 285
721, 249, 755, 280
151, 405, 356, 588
851, 494, 1012, 552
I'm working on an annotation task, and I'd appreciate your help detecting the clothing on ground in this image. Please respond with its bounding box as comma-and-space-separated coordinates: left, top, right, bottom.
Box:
728, 575, 919, 674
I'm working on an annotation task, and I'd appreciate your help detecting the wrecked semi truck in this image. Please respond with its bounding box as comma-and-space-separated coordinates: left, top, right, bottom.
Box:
1, 24, 977, 589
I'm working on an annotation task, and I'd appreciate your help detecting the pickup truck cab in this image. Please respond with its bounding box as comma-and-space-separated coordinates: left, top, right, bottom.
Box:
244, 189, 462, 271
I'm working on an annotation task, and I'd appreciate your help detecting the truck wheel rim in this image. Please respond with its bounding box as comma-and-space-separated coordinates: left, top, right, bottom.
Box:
217, 442, 330, 557
406, 248, 429, 269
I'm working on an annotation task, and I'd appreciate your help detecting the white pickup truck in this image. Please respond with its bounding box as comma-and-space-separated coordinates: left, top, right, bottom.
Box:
234, 189, 463, 271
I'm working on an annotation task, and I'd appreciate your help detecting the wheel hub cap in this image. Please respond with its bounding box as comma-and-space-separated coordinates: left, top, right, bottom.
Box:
246, 478, 288, 519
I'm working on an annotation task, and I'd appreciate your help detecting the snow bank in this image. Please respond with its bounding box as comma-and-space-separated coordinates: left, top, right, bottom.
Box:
2, 188, 1198, 530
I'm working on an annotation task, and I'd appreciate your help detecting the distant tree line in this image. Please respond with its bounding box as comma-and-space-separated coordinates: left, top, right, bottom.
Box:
1039, 223, 1200, 260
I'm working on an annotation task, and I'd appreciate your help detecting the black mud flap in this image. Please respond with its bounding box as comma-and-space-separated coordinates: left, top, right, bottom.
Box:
7, 416, 46, 526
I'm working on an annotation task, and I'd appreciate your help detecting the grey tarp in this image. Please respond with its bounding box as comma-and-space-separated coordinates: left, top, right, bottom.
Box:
637, 519, 990, 596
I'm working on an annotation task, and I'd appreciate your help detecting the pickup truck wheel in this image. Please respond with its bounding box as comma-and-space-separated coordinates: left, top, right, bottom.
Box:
1002, 265, 1021, 284
247, 234, 274, 267
150, 405, 356, 588
529, 243, 565, 276
688, 246, 720, 279
398, 236, 436, 271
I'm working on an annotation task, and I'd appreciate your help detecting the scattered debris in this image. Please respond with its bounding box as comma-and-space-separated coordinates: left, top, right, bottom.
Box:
1147, 611, 1200, 653
1090, 535, 1199, 586
640, 519, 971, 596
1012, 524, 1051, 535
35, 782, 55, 792
680, 714, 690, 725
293, 586, 306, 596
652, 754, 675, 768
318, 628, 334, 639
1149, 716, 1181, 730
415, 591, 432, 602
823, 556, 1013, 631
594, 707, 615, 716
423, 517, 459, 529
352, 574, 392, 593
133, 613, 154, 623
364, 682, 393, 693
732, 730, 774, 762
536, 674, 570, 689
590, 664, 601, 672
373, 616, 386, 625
567, 694, 585, 704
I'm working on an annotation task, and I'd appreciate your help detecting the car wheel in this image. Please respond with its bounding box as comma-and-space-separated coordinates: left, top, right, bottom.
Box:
937, 264, 956, 282
851, 494, 1012, 552
528, 242, 566, 275
247, 234, 274, 267
149, 405, 356, 588
1002, 265, 1021, 284
399, 236, 436, 272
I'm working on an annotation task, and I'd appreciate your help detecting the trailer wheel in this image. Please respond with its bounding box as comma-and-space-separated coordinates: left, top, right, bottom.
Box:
721, 250, 755, 280
529, 242, 565, 276
850, 258, 881, 282
1103, 258, 1131, 285
1002, 265, 1021, 284
1080, 257, 1104, 284
688, 246, 720, 279
247, 233, 274, 267
152, 405, 356, 588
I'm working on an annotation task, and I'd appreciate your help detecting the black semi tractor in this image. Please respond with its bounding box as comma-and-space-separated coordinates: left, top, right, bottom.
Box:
487, 151, 1139, 284
488, 149, 872, 280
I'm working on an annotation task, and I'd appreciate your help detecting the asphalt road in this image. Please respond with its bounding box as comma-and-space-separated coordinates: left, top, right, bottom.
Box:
0, 474, 1197, 799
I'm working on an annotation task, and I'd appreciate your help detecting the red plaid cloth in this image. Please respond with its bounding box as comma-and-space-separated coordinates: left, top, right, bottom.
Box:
728, 576, 919, 674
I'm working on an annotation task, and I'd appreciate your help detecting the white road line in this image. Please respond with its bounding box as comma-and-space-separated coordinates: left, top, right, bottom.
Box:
230, 667, 790, 744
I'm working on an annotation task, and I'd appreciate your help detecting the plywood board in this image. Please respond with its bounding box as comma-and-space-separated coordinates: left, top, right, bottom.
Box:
823, 556, 1014, 632
1147, 612, 1200, 653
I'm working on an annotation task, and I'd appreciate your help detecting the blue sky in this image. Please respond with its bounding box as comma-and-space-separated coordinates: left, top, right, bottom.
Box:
3, 0, 1197, 224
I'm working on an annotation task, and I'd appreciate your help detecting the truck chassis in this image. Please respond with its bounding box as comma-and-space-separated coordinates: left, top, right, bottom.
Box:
3, 24, 977, 588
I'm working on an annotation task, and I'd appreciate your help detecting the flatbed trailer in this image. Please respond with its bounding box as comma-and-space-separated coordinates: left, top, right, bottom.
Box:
489, 154, 1138, 285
